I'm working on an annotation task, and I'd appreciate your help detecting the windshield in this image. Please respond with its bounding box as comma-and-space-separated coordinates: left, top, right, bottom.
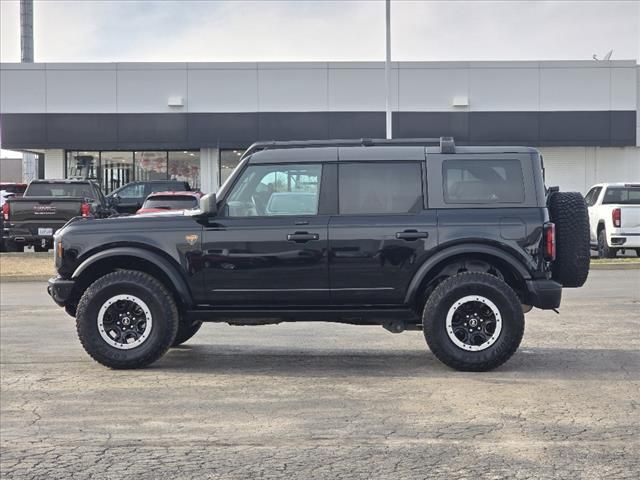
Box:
602, 187, 640, 205
142, 196, 198, 210
26, 183, 95, 200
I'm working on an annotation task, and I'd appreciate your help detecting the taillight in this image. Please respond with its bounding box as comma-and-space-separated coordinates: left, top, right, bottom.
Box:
2, 202, 9, 221
544, 222, 556, 261
612, 208, 621, 228
80, 203, 91, 217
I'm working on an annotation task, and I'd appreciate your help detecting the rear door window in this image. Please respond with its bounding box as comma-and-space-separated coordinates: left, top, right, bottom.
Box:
338, 162, 423, 215
117, 183, 145, 199
443, 159, 524, 204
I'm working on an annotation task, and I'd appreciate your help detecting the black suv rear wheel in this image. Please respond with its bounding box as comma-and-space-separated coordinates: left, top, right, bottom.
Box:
422, 272, 524, 371
76, 270, 179, 369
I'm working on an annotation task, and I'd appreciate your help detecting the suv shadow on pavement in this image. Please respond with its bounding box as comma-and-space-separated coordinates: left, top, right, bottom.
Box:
156, 345, 639, 380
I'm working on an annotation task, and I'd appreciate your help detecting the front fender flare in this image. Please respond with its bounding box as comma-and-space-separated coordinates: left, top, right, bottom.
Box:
72, 247, 194, 307
404, 243, 532, 305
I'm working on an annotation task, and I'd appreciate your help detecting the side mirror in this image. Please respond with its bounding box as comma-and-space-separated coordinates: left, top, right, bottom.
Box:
200, 193, 217, 216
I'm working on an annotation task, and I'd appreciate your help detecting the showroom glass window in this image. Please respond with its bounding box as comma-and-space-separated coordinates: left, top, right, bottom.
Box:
135, 151, 167, 182
64, 150, 200, 193
338, 162, 423, 214
65, 151, 99, 180
169, 151, 200, 190
101, 152, 134, 194
225, 164, 322, 217
220, 149, 245, 185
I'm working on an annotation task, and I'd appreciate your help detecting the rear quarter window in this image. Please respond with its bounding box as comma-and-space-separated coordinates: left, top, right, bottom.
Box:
443, 159, 525, 204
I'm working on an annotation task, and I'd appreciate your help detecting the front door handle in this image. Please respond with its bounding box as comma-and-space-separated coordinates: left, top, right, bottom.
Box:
396, 230, 429, 241
287, 231, 320, 243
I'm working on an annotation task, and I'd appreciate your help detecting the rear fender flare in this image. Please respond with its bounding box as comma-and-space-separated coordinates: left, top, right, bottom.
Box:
405, 244, 532, 305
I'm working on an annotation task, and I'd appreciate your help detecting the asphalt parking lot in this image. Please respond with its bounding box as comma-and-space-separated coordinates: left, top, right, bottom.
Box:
1, 269, 639, 479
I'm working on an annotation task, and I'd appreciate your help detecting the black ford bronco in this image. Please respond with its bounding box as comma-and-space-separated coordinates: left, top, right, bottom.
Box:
48, 137, 590, 371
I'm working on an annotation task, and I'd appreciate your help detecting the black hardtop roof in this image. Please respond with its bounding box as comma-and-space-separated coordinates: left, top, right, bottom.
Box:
244, 137, 538, 163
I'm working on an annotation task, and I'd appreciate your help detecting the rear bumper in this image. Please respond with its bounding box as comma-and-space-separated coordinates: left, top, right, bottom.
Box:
6, 234, 54, 246
525, 279, 562, 310
6, 223, 67, 244
47, 276, 75, 307
609, 234, 640, 248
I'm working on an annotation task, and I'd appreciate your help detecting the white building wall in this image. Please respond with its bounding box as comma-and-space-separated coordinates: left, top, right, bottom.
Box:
1, 61, 636, 114
539, 147, 640, 194
43, 149, 65, 179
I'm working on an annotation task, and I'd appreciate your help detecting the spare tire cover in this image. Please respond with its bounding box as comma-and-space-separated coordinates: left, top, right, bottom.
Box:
548, 191, 590, 288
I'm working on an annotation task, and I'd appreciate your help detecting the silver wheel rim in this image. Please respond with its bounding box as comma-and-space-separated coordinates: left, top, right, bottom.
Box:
445, 295, 502, 352
97, 294, 153, 350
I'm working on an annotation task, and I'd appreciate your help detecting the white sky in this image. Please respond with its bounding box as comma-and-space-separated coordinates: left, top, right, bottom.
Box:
0, 0, 638, 63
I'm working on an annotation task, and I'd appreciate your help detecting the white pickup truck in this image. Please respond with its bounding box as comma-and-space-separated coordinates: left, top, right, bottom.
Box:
585, 183, 640, 258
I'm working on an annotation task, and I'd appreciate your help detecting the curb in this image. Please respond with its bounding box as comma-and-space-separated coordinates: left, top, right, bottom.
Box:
590, 263, 640, 270
0, 275, 52, 283
0, 252, 54, 258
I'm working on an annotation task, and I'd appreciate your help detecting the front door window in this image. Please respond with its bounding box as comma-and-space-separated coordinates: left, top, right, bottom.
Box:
225, 164, 322, 217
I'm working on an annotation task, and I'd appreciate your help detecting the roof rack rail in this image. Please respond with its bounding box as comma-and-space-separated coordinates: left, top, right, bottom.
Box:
240, 136, 455, 159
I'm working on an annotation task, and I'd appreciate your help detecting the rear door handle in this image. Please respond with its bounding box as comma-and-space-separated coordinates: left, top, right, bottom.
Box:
396, 230, 429, 241
287, 231, 320, 243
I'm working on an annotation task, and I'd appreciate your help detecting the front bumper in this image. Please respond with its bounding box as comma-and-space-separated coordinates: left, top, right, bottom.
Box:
525, 279, 562, 310
47, 276, 75, 307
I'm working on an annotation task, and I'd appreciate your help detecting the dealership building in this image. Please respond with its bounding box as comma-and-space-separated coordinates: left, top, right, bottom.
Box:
1, 60, 638, 194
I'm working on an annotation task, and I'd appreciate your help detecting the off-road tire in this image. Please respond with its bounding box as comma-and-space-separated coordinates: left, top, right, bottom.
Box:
548, 191, 590, 287
76, 270, 179, 369
597, 229, 616, 259
423, 272, 524, 372
172, 320, 203, 347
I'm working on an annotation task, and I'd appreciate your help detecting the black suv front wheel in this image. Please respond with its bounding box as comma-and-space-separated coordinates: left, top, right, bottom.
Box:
422, 272, 524, 372
76, 270, 179, 369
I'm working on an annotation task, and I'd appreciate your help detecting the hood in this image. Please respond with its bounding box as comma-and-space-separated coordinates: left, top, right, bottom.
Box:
56, 209, 201, 238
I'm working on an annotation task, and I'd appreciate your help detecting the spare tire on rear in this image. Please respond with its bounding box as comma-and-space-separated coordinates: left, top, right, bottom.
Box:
548, 191, 590, 287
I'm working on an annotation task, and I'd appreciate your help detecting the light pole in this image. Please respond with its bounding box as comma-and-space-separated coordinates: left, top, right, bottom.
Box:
385, 0, 392, 139
20, 0, 37, 182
